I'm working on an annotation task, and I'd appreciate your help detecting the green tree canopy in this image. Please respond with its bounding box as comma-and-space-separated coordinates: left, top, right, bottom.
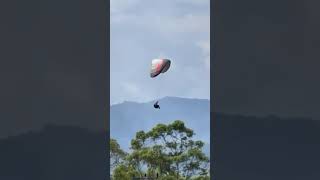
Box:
130, 120, 209, 179
111, 120, 210, 179
110, 138, 127, 169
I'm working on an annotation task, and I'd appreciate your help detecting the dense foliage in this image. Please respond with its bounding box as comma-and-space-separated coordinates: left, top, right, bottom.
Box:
110, 120, 210, 180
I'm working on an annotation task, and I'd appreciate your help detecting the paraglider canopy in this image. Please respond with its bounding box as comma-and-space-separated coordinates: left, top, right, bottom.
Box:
150, 59, 171, 78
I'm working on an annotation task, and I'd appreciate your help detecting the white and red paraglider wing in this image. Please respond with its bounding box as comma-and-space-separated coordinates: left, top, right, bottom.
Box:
150, 59, 171, 78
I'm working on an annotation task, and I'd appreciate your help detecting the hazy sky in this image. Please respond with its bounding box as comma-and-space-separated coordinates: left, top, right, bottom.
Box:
110, 0, 210, 104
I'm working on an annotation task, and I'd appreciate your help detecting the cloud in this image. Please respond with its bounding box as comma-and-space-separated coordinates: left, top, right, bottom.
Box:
110, 0, 210, 14
155, 14, 210, 34
197, 40, 210, 70
110, 0, 210, 104
121, 82, 140, 94
175, 0, 210, 5
111, 13, 209, 35
110, 0, 141, 14
110, 0, 210, 35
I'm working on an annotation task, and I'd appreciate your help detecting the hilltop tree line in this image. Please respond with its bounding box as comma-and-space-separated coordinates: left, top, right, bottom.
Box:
110, 120, 210, 180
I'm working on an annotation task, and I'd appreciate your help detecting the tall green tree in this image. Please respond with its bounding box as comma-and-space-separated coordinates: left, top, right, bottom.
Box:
128, 120, 210, 179
110, 138, 127, 169
112, 164, 140, 180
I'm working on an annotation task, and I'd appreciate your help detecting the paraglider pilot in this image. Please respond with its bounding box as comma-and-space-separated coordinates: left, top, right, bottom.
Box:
154, 101, 160, 109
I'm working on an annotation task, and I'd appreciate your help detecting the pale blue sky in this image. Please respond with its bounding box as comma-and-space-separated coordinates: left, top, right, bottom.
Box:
110, 0, 210, 104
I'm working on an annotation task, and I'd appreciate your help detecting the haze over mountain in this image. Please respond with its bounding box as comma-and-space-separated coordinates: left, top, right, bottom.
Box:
110, 96, 210, 154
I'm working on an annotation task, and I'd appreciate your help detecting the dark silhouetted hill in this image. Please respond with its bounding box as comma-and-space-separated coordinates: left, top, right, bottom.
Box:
0, 125, 106, 180
214, 113, 320, 180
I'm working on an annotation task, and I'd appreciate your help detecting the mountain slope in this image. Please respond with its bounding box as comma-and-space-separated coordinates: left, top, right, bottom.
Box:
110, 96, 210, 152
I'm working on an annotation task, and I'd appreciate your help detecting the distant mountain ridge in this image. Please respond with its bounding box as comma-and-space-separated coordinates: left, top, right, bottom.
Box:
110, 96, 210, 154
